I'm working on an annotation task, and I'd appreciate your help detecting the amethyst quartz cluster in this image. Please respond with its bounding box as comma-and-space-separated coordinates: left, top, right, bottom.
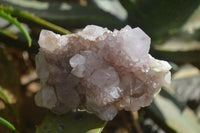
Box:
35, 25, 171, 121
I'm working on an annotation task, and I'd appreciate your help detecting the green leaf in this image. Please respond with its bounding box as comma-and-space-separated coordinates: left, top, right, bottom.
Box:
1, 0, 124, 30
0, 117, 17, 133
154, 38, 200, 67
0, 4, 71, 35
0, 86, 12, 107
172, 69, 200, 102
0, 86, 17, 118
0, 29, 36, 51
0, 28, 17, 39
36, 111, 106, 133
0, 50, 18, 119
93, 0, 127, 21
120, 0, 200, 41
0, 9, 32, 47
183, 5, 200, 32
119, 0, 136, 11
148, 89, 200, 133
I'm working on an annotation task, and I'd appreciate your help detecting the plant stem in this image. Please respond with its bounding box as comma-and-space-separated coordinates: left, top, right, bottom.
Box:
0, 117, 18, 133
0, 5, 71, 35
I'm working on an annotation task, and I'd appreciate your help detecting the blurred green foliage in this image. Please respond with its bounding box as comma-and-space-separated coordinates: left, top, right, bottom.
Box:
120, 0, 200, 41
0, 0, 200, 133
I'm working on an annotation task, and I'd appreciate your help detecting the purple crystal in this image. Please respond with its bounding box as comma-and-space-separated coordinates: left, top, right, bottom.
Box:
35, 25, 171, 121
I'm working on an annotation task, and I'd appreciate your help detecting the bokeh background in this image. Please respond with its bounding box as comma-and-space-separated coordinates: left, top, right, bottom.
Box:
0, 0, 200, 133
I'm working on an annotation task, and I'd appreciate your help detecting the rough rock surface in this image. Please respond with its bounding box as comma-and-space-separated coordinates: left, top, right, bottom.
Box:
35, 25, 171, 121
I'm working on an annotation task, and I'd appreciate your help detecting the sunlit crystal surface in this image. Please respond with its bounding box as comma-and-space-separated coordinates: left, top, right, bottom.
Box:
35, 25, 171, 121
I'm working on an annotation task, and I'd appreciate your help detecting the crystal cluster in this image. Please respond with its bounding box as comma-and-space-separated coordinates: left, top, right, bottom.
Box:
35, 25, 171, 121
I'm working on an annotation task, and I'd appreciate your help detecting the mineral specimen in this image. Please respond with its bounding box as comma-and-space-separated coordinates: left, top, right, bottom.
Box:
35, 25, 171, 121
